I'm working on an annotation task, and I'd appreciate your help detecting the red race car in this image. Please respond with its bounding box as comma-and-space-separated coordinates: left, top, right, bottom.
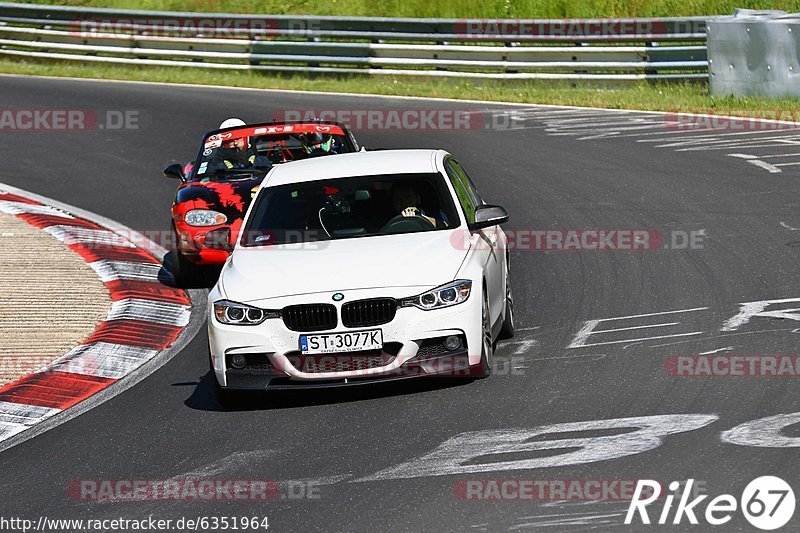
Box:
165, 119, 360, 285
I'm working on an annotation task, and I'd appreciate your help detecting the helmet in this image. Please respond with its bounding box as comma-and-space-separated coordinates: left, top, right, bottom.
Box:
301, 132, 333, 154
219, 117, 246, 130
218, 118, 248, 151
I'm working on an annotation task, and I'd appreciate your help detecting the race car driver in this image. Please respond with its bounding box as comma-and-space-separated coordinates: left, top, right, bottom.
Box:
300, 132, 339, 156
214, 118, 257, 170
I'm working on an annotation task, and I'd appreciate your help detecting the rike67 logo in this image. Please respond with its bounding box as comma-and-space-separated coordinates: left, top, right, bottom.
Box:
626, 476, 795, 530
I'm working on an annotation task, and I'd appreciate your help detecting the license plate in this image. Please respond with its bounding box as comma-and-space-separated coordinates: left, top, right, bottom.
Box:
299, 329, 383, 354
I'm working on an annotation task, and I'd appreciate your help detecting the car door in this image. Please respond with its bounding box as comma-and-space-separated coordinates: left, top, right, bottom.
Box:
445, 158, 504, 326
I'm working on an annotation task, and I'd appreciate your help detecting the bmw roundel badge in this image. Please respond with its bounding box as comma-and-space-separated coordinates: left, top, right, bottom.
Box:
332, 293, 344, 302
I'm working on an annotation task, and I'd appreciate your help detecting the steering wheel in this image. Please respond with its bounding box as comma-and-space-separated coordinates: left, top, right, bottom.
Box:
380, 214, 436, 234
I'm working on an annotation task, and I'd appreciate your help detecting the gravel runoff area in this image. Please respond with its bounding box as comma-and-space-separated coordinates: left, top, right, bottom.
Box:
0, 211, 111, 386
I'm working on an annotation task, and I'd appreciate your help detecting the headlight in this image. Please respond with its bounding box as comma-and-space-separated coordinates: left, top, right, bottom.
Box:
213, 300, 279, 325
400, 280, 472, 310
185, 209, 227, 227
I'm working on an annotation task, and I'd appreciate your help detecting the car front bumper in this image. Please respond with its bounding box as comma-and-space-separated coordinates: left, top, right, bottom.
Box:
207, 285, 484, 390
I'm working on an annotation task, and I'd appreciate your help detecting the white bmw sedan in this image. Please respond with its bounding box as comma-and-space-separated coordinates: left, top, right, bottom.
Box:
207, 149, 513, 402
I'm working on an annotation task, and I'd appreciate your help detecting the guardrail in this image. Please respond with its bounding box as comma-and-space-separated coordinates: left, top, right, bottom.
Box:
0, 2, 710, 81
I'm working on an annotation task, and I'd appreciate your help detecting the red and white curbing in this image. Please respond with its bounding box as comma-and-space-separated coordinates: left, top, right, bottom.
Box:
0, 190, 191, 442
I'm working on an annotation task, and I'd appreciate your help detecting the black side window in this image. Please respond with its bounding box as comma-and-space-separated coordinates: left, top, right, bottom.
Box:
452, 161, 483, 206
445, 159, 479, 224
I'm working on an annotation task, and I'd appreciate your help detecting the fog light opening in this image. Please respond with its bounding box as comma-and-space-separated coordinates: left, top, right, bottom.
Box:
230, 354, 247, 369
444, 335, 462, 351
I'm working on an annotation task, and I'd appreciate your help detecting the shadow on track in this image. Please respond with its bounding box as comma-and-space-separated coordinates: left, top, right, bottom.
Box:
181, 370, 476, 412
159, 251, 220, 289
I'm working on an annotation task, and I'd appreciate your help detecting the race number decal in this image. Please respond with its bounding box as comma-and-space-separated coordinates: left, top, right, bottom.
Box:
721, 413, 800, 448
357, 414, 718, 481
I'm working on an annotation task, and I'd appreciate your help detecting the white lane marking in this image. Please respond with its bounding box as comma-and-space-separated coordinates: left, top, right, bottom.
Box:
106, 298, 191, 326
584, 307, 708, 322
780, 222, 800, 231
676, 139, 800, 152
545, 118, 663, 130
747, 160, 782, 173
593, 322, 680, 334
729, 153, 758, 159
44, 225, 135, 248
576, 124, 669, 140
529, 352, 607, 362
721, 413, 800, 448
0, 200, 74, 218
698, 346, 734, 355
754, 152, 800, 159
721, 297, 800, 331
355, 414, 718, 481
644, 328, 798, 349
568, 307, 707, 349
570, 331, 703, 348
88, 260, 162, 282
502, 338, 540, 356
640, 129, 800, 144
774, 161, 800, 167
51, 342, 158, 379
0, 401, 61, 441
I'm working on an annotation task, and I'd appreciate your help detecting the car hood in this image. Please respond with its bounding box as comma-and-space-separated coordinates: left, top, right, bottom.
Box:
221, 230, 468, 302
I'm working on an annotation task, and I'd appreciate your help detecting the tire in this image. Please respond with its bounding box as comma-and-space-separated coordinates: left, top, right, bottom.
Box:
498, 260, 515, 340
171, 246, 204, 287
475, 287, 493, 378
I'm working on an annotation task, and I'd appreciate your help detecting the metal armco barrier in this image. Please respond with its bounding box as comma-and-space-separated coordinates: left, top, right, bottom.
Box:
708, 9, 800, 97
0, 2, 710, 81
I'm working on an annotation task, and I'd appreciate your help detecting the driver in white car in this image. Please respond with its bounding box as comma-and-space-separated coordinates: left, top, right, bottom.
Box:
391, 182, 449, 229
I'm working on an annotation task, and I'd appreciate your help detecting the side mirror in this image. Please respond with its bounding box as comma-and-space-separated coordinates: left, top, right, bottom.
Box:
469, 204, 509, 231
164, 162, 184, 180
204, 227, 233, 252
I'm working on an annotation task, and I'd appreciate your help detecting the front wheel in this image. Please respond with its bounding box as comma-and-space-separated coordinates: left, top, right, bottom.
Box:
170, 246, 204, 287
475, 288, 493, 378
498, 263, 515, 340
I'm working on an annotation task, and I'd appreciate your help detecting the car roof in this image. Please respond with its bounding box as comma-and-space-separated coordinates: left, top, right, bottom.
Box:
264, 149, 447, 187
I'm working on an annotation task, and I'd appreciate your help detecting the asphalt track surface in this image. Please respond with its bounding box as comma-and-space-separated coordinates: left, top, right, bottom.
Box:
2, 75, 800, 532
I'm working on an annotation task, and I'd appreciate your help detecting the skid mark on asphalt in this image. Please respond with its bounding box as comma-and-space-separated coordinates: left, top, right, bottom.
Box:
488, 107, 800, 174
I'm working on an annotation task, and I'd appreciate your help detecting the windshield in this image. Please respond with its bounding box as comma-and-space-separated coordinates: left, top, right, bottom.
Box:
191, 123, 354, 180
241, 172, 460, 246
